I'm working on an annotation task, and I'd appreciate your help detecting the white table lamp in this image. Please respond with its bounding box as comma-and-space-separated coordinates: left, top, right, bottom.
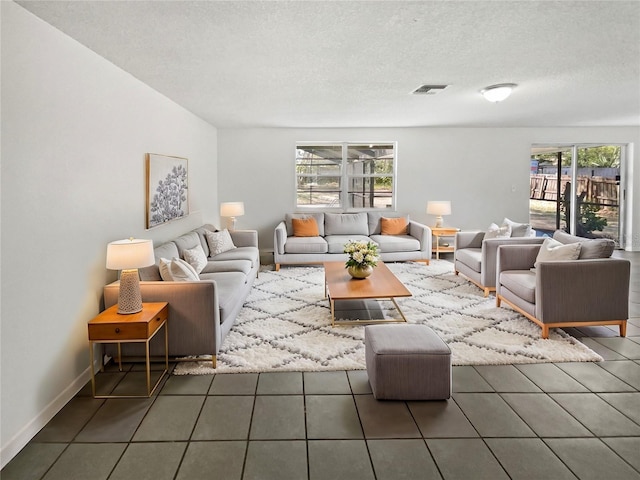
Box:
106, 238, 155, 314
220, 201, 245, 231
426, 201, 452, 228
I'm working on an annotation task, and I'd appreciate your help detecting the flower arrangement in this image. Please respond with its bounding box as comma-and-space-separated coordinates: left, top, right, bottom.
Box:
344, 240, 379, 268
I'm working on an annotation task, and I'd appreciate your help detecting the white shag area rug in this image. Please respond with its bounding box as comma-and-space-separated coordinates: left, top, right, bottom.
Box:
173, 260, 602, 375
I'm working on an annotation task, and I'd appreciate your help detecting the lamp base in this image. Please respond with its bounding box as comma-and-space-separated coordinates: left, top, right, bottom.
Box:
118, 269, 143, 314
228, 216, 237, 231
434, 216, 444, 228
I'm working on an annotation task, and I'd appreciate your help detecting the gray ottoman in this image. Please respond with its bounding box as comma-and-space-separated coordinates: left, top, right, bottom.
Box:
365, 324, 451, 400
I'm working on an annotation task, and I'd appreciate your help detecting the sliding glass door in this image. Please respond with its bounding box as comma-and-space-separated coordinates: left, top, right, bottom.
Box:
530, 144, 625, 247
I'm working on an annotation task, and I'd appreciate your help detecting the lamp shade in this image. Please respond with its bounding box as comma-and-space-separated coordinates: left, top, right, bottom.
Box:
426, 201, 452, 216
220, 202, 245, 217
106, 238, 155, 270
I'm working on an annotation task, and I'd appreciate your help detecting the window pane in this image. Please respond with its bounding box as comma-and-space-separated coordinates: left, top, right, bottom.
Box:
348, 177, 393, 209
347, 145, 394, 174
296, 142, 395, 210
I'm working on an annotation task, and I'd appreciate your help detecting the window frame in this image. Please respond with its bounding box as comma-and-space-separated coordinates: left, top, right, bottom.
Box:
295, 141, 397, 211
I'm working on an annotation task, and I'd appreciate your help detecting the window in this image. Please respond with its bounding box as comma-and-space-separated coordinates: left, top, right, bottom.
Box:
296, 143, 396, 210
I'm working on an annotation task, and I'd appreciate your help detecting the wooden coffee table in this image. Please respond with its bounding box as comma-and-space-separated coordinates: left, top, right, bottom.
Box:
323, 261, 412, 326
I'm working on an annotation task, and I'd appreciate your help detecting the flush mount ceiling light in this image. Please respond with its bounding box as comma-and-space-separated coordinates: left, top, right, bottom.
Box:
480, 83, 517, 102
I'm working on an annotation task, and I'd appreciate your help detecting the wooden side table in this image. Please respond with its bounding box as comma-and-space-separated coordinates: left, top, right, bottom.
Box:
88, 302, 168, 398
431, 227, 460, 259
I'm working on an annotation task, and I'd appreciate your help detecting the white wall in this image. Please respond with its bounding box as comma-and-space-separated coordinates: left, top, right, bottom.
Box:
218, 127, 639, 253
1, 2, 218, 465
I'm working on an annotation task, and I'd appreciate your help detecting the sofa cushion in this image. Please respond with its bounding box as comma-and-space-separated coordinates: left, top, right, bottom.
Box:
552, 230, 615, 259
183, 244, 208, 273
534, 237, 582, 268
324, 212, 369, 236
502, 218, 533, 237
159, 257, 200, 282
201, 259, 252, 275
140, 242, 180, 281
325, 234, 372, 254
367, 212, 407, 235
292, 217, 320, 237
199, 272, 247, 323
173, 231, 202, 258
206, 229, 236, 256
454, 247, 482, 273
284, 236, 328, 254
485, 222, 511, 239
212, 246, 260, 266
286, 213, 325, 236
369, 234, 419, 253
193, 227, 213, 257
500, 270, 537, 304
380, 217, 408, 235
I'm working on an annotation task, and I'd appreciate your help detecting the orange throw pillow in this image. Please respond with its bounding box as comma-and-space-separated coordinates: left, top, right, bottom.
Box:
380, 217, 408, 235
292, 217, 320, 237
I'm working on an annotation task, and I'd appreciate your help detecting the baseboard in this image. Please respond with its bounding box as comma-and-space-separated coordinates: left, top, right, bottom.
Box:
0, 361, 97, 469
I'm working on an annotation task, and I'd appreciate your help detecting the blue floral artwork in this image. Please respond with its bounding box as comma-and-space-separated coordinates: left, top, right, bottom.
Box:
146, 153, 189, 228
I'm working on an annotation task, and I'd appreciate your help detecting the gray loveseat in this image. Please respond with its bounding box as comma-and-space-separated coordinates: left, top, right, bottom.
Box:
104, 224, 259, 367
496, 230, 629, 339
455, 231, 544, 296
274, 212, 432, 270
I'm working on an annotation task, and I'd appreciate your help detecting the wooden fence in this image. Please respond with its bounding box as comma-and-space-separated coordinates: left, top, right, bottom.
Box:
530, 174, 619, 207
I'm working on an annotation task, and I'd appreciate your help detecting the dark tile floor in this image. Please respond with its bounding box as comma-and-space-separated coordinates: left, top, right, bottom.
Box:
3, 251, 639, 480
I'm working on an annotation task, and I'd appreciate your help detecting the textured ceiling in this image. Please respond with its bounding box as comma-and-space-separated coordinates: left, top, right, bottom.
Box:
16, 0, 640, 128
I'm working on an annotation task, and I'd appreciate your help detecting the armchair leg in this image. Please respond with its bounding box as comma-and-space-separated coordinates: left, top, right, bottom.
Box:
620, 321, 627, 337
275, 264, 280, 271
212, 355, 217, 369
496, 295, 501, 307
541, 326, 550, 339
483, 288, 490, 297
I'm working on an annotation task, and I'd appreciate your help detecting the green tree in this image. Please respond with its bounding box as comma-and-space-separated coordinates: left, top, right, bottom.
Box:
533, 146, 620, 168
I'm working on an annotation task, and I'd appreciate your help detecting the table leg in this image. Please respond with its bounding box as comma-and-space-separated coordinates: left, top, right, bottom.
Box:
89, 342, 96, 397
145, 340, 151, 396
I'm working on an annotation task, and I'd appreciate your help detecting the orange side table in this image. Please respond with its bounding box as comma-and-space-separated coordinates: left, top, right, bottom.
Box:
88, 302, 168, 398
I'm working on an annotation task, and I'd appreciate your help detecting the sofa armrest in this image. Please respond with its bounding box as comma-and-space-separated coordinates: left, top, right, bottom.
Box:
230, 229, 258, 248
481, 237, 545, 287
408, 221, 432, 252
104, 280, 221, 354
274, 221, 287, 255
536, 258, 630, 323
496, 244, 541, 273
455, 231, 485, 250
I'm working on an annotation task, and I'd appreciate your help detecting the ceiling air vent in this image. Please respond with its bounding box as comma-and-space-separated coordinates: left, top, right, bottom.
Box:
411, 84, 449, 95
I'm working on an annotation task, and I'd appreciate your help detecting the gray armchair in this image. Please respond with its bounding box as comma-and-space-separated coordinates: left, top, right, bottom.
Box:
495, 234, 629, 339
454, 232, 544, 296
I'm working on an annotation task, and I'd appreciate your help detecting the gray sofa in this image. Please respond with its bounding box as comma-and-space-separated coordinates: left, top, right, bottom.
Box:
104, 224, 259, 367
496, 230, 629, 339
274, 212, 432, 270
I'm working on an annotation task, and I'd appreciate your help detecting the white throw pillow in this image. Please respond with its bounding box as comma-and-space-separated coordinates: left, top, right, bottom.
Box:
533, 237, 582, 269
484, 222, 511, 239
502, 217, 533, 237
158, 257, 199, 281
205, 229, 236, 256
183, 244, 207, 273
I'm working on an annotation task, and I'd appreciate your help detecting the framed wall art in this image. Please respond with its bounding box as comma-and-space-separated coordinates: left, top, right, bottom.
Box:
146, 153, 189, 228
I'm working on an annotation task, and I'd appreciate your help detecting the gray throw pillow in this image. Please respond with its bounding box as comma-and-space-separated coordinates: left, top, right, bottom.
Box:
205, 229, 237, 256
485, 222, 511, 239
502, 217, 533, 237
183, 244, 208, 273
533, 237, 582, 269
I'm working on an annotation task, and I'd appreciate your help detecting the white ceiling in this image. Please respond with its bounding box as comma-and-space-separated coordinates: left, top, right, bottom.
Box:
16, 0, 640, 128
